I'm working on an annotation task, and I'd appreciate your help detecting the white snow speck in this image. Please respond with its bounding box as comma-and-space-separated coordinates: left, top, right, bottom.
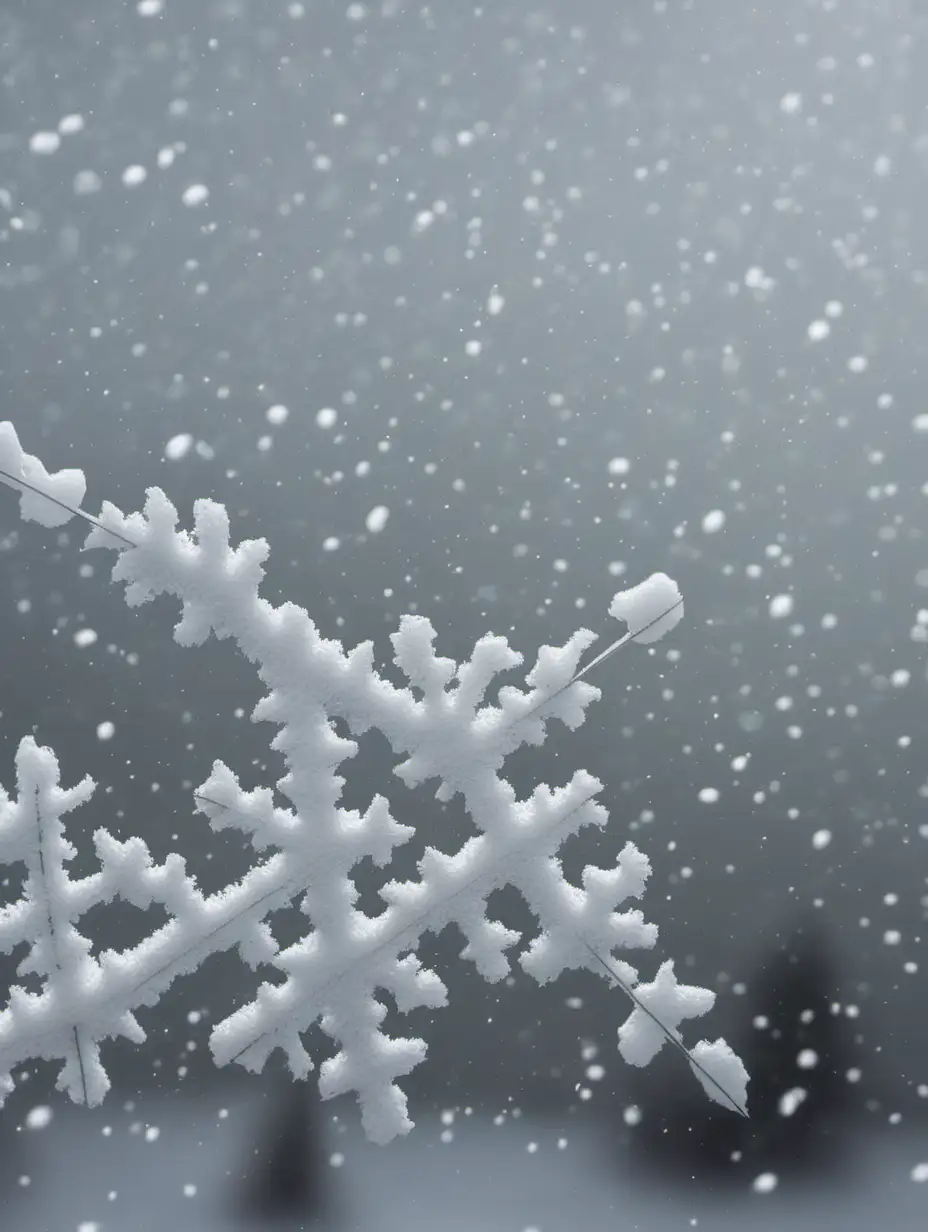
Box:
608, 457, 630, 476
181, 183, 209, 207
74, 628, 98, 648
487, 290, 505, 315
30, 131, 61, 155
769, 593, 794, 619
165, 433, 193, 460
122, 164, 148, 187
266, 404, 289, 425
701, 509, 726, 533
698, 787, 720, 804
58, 114, 85, 135
25, 1106, 53, 1131
807, 319, 830, 341
96, 721, 115, 741
74, 170, 103, 195
138, 0, 164, 12
779, 93, 802, 114
752, 1171, 778, 1193
744, 266, 775, 291
778, 1087, 807, 1118
365, 505, 390, 533
912, 414, 928, 433
316, 407, 338, 429
912, 1163, 928, 1183
812, 829, 832, 850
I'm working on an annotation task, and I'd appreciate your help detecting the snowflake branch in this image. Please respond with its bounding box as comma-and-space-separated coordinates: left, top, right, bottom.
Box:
582, 941, 749, 1118
0, 422, 748, 1140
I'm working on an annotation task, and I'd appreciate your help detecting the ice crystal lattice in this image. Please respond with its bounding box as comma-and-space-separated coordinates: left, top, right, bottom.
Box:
0, 422, 748, 1142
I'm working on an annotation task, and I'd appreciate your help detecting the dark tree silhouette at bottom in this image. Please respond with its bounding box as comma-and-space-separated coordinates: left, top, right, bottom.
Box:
622, 918, 856, 1190
233, 1080, 329, 1226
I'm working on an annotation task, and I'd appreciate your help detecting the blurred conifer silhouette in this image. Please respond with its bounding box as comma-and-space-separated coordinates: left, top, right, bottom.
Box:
235, 1081, 328, 1225
623, 916, 855, 1189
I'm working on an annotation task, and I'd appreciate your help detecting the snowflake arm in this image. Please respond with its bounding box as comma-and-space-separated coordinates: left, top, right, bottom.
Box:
0, 737, 141, 1106
0, 423, 748, 1139
0, 739, 414, 1110
0, 421, 86, 529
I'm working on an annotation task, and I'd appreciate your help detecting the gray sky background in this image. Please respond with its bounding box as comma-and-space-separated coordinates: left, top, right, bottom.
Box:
2, 0, 928, 1142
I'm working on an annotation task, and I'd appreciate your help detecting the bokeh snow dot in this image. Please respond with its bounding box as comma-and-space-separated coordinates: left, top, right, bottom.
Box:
365, 505, 390, 533
30, 131, 61, 155
752, 1172, 778, 1194
182, 184, 210, 207
25, 1106, 53, 1131
701, 509, 726, 533
165, 433, 193, 460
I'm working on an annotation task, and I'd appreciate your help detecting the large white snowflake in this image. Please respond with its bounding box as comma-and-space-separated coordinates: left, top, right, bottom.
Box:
0, 421, 748, 1142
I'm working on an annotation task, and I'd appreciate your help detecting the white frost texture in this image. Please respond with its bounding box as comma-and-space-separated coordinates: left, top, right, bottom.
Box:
608, 572, 684, 643
0, 422, 746, 1143
0, 421, 86, 527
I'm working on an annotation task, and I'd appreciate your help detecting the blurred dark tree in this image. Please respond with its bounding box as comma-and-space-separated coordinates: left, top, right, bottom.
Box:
234, 1080, 329, 1226
622, 917, 857, 1190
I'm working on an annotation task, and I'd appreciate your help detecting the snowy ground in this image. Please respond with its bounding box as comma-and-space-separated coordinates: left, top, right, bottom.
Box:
3, 1090, 928, 1231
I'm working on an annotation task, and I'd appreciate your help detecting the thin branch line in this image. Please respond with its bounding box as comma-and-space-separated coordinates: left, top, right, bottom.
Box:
32, 786, 90, 1104
118, 858, 304, 1004
581, 940, 748, 1118
0, 466, 136, 547
511, 597, 684, 733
